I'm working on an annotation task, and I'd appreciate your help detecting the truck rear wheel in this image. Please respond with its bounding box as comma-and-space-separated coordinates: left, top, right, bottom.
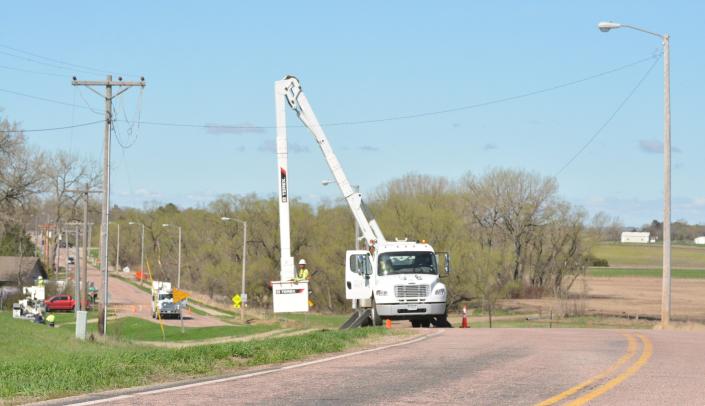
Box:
411, 320, 421, 328
421, 319, 431, 328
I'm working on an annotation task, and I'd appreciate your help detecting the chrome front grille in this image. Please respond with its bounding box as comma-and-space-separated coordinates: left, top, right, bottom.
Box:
394, 285, 429, 298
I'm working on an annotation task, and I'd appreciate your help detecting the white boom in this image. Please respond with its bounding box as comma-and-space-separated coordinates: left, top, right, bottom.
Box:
275, 75, 386, 280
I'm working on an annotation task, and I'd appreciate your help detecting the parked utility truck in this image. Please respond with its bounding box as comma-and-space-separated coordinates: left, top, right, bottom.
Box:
274, 76, 451, 328
151, 281, 182, 319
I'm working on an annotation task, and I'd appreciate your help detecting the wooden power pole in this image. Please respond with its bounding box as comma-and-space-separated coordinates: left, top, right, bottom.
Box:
72, 75, 146, 335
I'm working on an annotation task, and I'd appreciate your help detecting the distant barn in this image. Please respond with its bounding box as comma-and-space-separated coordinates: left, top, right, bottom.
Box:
694, 236, 705, 245
620, 232, 650, 244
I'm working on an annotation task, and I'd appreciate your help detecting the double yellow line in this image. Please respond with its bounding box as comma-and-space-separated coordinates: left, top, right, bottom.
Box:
536, 333, 653, 406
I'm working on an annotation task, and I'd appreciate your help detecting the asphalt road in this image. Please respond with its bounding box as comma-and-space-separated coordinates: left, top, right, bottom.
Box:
52, 328, 705, 406
57, 249, 227, 327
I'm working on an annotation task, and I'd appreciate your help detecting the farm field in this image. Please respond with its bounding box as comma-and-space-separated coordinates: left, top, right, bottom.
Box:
592, 242, 705, 269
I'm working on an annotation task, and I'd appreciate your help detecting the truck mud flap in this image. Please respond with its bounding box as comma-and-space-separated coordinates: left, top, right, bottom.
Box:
339, 309, 372, 330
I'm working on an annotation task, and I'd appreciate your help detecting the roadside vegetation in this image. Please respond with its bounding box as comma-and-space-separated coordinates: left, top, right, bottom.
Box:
0, 311, 394, 402
85, 316, 282, 342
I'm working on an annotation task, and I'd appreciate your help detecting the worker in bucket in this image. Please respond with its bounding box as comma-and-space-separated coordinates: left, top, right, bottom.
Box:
294, 259, 310, 282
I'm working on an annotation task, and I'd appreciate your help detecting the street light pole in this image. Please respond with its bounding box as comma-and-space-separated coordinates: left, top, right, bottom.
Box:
598, 21, 671, 327
129, 222, 145, 285
116, 223, 120, 272
221, 217, 247, 322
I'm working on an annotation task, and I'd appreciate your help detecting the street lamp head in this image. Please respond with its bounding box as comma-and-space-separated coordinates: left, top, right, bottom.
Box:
321, 180, 335, 186
598, 21, 622, 32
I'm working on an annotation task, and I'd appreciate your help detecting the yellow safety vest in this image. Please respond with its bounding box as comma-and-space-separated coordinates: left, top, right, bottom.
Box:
296, 268, 309, 281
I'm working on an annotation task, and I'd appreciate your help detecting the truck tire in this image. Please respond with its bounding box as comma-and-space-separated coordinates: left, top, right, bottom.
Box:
411, 320, 421, 328
421, 319, 431, 328
433, 314, 452, 328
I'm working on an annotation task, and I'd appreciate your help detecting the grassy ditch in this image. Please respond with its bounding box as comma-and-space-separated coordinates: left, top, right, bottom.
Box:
587, 267, 705, 279
85, 316, 281, 342
468, 315, 656, 329
0, 311, 393, 402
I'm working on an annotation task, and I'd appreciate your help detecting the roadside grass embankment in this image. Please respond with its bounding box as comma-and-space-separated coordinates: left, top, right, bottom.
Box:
466, 315, 655, 329
84, 316, 281, 342
0, 311, 394, 403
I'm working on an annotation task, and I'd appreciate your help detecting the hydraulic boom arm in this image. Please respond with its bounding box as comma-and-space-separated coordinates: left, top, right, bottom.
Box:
275, 76, 385, 279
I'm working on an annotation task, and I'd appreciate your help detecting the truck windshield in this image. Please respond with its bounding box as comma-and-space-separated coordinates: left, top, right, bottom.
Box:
378, 252, 437, 275
159, 293, 173, 300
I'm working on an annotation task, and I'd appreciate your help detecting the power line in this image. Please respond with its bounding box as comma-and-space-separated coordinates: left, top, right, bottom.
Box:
0, 87, 99, 112
0, 44, 133, 77
0, 120, 103, 133
125, 53, 659, 131
0, 63, 66, 78
555, 55, 661, 176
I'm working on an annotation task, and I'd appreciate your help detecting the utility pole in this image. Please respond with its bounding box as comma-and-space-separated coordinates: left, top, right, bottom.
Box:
111, 222, 120, 272
72, 75, 146, 336
67, 186, 100, 310
74, 224, 80, 311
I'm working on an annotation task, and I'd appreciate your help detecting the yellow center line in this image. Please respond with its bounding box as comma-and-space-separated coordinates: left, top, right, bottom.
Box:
566, 334, 653, 406
536, 333, 638, 406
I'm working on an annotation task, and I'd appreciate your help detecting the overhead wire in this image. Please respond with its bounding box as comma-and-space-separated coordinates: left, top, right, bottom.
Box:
0, 87, 100, 113
554, 54, 662, 176
0, 120, 103, 133
122, 53, 660, 131
0, 44, 133, 77
0, 64, 66, 78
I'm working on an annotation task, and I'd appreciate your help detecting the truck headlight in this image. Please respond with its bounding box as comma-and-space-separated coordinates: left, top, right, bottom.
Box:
375, 290, 388, 296
434, 288, 446, 296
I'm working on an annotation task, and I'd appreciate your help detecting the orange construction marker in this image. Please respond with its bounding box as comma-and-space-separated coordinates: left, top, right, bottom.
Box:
385, 319, 392, 329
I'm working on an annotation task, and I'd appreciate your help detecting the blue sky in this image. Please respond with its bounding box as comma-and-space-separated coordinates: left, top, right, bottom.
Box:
1, 1, 703, 226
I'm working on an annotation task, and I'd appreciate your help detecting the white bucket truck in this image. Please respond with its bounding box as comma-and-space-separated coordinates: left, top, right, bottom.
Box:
151, 281, 182, 319
273, 76, 451, 328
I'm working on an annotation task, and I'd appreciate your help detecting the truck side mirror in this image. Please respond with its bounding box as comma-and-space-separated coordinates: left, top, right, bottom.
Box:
444, 253, 451, 274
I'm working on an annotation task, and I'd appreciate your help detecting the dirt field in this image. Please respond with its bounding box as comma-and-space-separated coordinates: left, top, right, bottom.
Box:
504, 276, 705, 323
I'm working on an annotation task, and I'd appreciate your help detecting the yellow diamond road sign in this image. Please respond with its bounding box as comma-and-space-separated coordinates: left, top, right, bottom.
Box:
173, 288, 190, 303
232, 294, 241, 309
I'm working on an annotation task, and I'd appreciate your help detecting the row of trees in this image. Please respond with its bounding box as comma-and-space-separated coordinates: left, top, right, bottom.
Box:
1, 112, 99, 261
2, 111, 609, 313
104, 170, 601, 312
640, 219, 705, 242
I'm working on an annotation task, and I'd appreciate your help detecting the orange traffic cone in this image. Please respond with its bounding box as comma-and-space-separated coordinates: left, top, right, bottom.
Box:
461, 305, 469, 328
385, 319, 392, 329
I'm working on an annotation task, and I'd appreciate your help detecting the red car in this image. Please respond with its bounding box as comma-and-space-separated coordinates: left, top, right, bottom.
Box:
45, 295, 76, 312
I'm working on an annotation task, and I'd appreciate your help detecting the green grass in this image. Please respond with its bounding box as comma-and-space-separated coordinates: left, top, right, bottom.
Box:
84, 316, 281, 342
0, 311, 391, 402
470, 315, 655, 329
588, 267, 705, 279
592, 242, 705, 268
277, 312, 351, 329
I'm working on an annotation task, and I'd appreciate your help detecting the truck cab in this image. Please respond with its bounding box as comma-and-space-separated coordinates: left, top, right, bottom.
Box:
151, 281, 182, 319
346, 241, 450, 327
